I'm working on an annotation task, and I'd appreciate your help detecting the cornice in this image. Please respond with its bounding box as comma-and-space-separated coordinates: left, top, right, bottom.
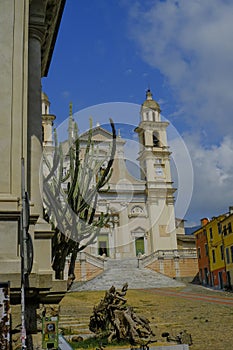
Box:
136, 121, 169, 131
29, 0, 66, 76
42, 114, 56, 122
41, 0, 66, 76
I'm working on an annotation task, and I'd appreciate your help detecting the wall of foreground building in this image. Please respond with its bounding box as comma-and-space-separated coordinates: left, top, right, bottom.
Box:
0, 1, 67, 348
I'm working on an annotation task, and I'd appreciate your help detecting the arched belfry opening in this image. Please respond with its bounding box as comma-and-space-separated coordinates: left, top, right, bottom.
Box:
153, 131, 160, 147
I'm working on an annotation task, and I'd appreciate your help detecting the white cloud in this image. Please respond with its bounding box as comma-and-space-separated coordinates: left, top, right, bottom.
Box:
181, 134, 233, 223
125, 0, 233, 223
128, 0, 233, 140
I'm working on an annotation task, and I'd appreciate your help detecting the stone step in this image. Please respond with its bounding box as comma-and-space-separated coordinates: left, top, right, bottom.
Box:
59, 320, 88, 325
71, 258, 184, 292
59, 324, 90, 332
104, 257, 138, 269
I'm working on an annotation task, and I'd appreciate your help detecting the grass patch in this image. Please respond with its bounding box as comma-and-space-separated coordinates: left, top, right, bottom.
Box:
70, 336, 129, 349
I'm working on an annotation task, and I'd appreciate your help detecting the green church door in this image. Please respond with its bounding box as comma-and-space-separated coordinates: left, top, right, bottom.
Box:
135, 237, 145, 256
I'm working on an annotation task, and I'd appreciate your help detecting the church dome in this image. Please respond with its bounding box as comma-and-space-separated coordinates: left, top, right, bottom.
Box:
142, 89, 161, 112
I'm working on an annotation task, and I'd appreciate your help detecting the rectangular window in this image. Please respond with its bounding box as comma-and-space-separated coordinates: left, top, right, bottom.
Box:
203, 229, 207, 236
223, 225, 227, 236
228, 222, 232, 234
220, 245, 224, 260
205, 244, 208, 256
231, 246, 233, 262
209, 227, 213, 239
218, 223, 221, 234
212, 250, 216, 263
198, 247, 201, 259
226, 247, 230, 264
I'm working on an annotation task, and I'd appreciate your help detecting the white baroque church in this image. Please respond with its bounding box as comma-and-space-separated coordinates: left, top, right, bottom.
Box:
42, 89, 186, 260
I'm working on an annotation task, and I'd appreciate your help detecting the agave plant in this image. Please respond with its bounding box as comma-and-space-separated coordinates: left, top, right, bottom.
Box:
43, 114, 116, 286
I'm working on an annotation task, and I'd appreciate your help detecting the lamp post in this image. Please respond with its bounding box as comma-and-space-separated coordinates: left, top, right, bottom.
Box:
21, 158, 27, 349
20, 158, 34, 349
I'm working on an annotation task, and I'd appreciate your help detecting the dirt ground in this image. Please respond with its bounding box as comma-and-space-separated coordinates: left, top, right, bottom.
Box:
59, 283, 233, 350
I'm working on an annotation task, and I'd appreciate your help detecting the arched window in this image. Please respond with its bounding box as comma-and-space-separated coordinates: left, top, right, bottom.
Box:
153, 132, 160, 147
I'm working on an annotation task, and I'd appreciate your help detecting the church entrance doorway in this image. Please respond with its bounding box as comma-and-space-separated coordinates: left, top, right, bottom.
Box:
135, 237, 145, 256
98, 235, 109, 257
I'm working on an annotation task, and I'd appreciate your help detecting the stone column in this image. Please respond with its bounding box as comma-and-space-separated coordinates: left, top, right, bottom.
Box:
28, 17, 54, 274
28, 2, 46, 216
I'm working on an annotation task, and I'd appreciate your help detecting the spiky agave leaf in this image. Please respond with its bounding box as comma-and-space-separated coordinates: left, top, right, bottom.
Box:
42, 117, 116, 282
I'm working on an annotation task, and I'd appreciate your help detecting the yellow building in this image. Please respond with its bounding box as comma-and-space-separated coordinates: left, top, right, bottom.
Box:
195, 210, 233, 289
206, 215, 227, 288
220, 210, 233, 288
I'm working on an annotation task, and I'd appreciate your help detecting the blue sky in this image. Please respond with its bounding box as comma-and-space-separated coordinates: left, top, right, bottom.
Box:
42, 0, 233, 226
42, 1, 174, 122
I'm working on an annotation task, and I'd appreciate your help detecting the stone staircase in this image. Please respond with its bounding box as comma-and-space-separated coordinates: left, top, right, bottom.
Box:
70, 257, 185, 292
59, 304, 93, 339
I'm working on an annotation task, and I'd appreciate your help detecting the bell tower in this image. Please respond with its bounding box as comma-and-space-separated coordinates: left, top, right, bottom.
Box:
135, 89, 177, 251
41, 92, 56, 148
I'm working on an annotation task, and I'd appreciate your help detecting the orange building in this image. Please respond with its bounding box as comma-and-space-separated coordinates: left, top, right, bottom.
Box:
194, 218, 211, 286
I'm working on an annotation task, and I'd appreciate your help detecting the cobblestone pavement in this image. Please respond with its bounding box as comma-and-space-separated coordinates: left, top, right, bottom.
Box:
60, 283, 233, 350
140, 284, 233, 306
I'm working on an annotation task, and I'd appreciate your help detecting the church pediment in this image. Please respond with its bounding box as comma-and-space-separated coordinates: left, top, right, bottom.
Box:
80, 126, 113, 142
131, 226, 145, 234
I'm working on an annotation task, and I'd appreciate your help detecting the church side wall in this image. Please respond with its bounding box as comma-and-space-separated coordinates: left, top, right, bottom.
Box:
146, 257, 199, 281
73, 260, 103, 282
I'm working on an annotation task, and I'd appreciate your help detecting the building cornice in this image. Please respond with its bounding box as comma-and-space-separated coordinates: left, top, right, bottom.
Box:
42, 0, 66, 76
135, 121, 169, 132
29, 0, 66, 76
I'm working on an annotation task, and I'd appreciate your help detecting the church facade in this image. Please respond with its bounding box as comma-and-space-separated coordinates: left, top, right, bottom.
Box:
42, 89, 186, 260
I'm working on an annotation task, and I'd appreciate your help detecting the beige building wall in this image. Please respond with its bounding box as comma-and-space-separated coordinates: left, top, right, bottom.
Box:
0, 0, 29, 278
0, 0, 67, 310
